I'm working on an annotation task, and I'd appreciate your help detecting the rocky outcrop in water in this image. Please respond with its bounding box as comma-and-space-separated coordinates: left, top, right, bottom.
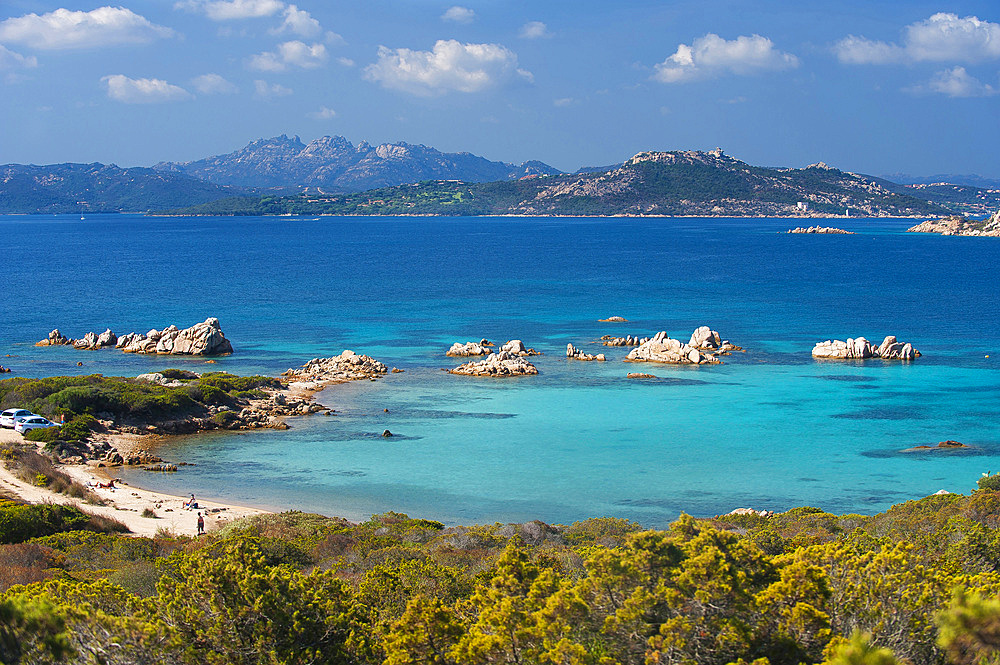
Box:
500, 340, 541, 356
907, 211, 1000, 237
602, 335, 649, 347
626, 328, 735, 365
447, 341, 493, 357
36, 329, 72, 346
787, 226, 854, 234
38, 319, 233, 355
599, 316, 628, 322
282, 350, 388, 386
812, 335, 919, 360
449, 351, 539, 377
566, 343, 606, 361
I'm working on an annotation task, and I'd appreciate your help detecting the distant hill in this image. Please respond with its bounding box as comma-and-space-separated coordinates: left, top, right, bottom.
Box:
163, 149, 950, 218
881, 172, 1000, 189
153, 135, 563, 191
0, 163, 246, 214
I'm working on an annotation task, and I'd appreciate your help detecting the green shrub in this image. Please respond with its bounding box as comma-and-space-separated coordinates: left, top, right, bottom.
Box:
978, 472, 1000, 492
61, 414, 97, 441
24, 427, 63, 444
0, 504, 93, 544
211, 410, 239, 427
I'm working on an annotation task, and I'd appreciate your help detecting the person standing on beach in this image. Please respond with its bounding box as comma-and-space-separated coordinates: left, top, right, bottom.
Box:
197, 512, 205, 536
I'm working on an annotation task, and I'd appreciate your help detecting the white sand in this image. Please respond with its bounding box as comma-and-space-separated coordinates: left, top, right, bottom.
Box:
0, 429, 268, 538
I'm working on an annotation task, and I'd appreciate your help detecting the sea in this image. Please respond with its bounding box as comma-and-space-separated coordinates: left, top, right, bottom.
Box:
2, 214, 999, 528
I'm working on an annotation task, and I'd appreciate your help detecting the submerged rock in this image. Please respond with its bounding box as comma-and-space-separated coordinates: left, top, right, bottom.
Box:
812, 335, 919, 360
449, 351, 539, 377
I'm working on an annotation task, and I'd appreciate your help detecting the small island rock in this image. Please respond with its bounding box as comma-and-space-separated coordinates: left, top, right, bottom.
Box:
812, 335, 919, 360
787, 226, 854, 234
599, 316, 628, 322
566, 343, 606, 361
449, 351, 539, 377
447, 341, 492, 357
626, 328, 736, 365
602, 334, 649, 347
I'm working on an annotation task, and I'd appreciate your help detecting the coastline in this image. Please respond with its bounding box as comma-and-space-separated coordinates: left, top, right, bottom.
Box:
0, 429, 269, 538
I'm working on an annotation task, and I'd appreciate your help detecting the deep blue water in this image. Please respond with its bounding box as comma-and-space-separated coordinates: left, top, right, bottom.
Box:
2, 214, 999, 527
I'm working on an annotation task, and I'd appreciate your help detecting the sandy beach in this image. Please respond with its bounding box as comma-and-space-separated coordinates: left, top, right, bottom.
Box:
0, 429, 268, 538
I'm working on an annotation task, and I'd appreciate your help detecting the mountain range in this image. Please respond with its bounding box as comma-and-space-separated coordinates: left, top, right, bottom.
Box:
153, 135, 561, 191
166, 149, 953, 218
3, 135, 1000, 216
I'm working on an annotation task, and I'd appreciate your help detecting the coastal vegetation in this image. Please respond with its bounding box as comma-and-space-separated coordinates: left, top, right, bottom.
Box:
2, 472, 1000, 664
0, 373, 282, 434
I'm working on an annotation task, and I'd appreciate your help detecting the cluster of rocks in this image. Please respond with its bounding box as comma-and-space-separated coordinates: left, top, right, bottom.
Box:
601, 335, 649, 347
812, 335, 919, 360
725, 507, 775, 518
448, 351, 539, 377
37, 318, 234, 356
566, 343, 606, 361
0, 365, 10, 374
907, 211, 1000, 237
498, 340, 541, 356
599, 316, 628, 322
787, 226, 854, 234
282, 350, 389, 388
447, 340, 493, 356
903, 440, 969, 453
625, 327, 737, 365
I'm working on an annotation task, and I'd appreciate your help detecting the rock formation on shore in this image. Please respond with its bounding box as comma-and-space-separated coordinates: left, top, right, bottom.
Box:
907, 211, 1000, 237
282, 350, 388, 386
449, 351, 539, 377
602, 335, 649, 346
626, 327, 737, 365
37, 318, 234, 356
566, 343, 606, 361
500, 340, 541, 356
787, 226, 854, 234
812, 335, 919, 360
447, 341, 493, 357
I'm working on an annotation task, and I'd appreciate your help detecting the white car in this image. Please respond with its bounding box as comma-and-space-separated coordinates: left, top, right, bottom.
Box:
15, 416, 59, 435
1, 409, 35, 429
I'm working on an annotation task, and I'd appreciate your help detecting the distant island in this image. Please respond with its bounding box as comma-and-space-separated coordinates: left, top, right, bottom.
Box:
6, 134, 1000, 216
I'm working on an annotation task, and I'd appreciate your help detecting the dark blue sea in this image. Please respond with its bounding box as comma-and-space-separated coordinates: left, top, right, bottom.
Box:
2, 214, 999, 526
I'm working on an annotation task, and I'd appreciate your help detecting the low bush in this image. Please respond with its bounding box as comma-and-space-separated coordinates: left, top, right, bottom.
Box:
211, 410, 239, 427
2, 445, 102, 504
24, 427, 63, 444
978, 472, 1000, 492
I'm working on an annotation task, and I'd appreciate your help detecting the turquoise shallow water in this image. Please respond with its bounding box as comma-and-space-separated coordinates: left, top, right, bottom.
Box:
2, 214, 999, 526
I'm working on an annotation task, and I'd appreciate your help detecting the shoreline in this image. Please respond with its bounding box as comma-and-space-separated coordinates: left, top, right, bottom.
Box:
0, 429, 269, 538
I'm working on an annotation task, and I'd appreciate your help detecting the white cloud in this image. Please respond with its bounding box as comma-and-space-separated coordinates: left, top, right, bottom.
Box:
177, 0, 285, 20
253, 79, 292, 98
836, 13, 1000, 64
248, 40, 327, 71
653, 33, 798, 83
102, 74, 192, 103
0, 7, 174, 50
0, 44, 38, 70
520, 21, 551, 39
908, 66, 998, 97
364, 39, 529, 95
553, 97, 574, 107
192, 73, 238, 94
270, 4, 321, 38
442, 6, 475, 24
308, 106, 337, 119
337, 56, 355, 67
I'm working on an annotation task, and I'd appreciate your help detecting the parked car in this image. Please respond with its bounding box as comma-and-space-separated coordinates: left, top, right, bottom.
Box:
15, 416, 59, 435
1, 409, 35, 429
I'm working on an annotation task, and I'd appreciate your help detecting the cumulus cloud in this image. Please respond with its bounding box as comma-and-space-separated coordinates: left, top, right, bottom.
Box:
192, 73, 238, 94
520, 21, 551, 39
0, 44, 38, 70
308, 106, 337, 119
0, 7, 174, 50
248, 40, 327, 71
254, 79, 292, 98
653, 33, 798, 83
177, 0, 284, 20
908, 66, 998, 97
836, 13, 1000, 64
102, 74, 192, 103
270, 4, 321, 38
442, 6, 475, 23
364, 39, 529, 95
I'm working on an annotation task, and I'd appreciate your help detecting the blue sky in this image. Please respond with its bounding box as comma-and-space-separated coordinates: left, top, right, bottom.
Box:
1, 0, 999, 177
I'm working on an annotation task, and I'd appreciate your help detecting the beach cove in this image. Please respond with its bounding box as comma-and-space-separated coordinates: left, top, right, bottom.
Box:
3, 214, 1000, 528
